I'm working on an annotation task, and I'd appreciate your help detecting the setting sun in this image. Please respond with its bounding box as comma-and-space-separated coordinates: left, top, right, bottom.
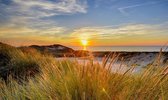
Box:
81, 40, 88, 46
81, 40, 88, 50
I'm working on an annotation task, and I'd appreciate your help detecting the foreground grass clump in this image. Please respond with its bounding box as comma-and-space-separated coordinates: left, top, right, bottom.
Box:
0, 43, 43, 80
0, 46, 168, 99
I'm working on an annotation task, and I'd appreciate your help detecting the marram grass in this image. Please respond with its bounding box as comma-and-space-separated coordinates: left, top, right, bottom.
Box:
0, 46, 168, 100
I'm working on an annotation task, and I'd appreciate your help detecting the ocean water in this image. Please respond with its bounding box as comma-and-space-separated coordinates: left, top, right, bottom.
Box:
70, 46, 168, 52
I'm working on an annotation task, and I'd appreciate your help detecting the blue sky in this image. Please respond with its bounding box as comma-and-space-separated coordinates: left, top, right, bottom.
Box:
0, 0, 168, 46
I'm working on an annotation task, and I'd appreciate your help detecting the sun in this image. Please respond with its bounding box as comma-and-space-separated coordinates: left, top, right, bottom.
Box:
81, 40, 88, 46
81, 40, 88, 50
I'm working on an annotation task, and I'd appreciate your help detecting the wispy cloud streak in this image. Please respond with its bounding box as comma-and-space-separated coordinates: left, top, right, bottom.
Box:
70, 23, 168, 40
118, 1, 161, 16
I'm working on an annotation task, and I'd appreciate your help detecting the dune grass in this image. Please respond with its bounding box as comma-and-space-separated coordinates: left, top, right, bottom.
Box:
0, 44, 42, 80
0, 45, 168, 100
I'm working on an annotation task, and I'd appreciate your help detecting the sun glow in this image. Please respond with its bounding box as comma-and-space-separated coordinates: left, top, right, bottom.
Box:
81, 40, 88, 46
81, 40, 88, 50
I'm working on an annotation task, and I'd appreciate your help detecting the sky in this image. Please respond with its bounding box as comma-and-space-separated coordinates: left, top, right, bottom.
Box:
0, 0, 168, 46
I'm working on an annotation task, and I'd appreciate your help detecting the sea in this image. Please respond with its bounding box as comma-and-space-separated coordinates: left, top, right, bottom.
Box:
70, 46, 168, 52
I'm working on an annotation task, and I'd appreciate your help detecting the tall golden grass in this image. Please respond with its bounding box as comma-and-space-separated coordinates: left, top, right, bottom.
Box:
0, 45, 168, 100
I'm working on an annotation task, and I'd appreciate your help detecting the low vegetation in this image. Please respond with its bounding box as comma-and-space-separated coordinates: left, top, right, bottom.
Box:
0, 43, 42, 80
0, 43, 168, 100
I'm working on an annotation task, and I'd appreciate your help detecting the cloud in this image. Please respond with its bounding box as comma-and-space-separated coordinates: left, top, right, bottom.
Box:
0, 0, 87, 29
70, 23, 168, 40
0, 23, 153, 44
118, 1, 160, 16
1, 22, 168, 46
1, 0, 87, 18
0, 0, 87, 43
0, 26, 66, 38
